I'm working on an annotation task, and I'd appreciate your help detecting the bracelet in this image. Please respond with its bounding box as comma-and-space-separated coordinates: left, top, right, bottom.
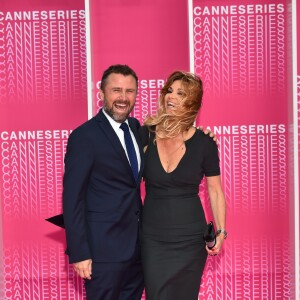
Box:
216, 229, 228, 239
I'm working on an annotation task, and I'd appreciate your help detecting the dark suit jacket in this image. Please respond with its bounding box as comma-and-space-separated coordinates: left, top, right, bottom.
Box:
63, 109, 144, 264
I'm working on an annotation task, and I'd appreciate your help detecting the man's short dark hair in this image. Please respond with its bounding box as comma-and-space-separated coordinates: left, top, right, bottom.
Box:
100, 64, 138, 90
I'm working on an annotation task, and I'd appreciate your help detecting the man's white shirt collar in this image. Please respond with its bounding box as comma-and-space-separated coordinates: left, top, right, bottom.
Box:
102, 108, 129, 132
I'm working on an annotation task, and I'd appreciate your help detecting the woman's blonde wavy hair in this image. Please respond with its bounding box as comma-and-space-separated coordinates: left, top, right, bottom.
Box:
144, 71, 203, 139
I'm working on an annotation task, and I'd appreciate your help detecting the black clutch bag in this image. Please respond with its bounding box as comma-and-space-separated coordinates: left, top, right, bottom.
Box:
203, 221, 216, 249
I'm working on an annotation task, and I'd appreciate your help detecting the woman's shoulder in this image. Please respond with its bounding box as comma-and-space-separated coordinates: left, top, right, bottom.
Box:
195, 127, 207, 137
193, 127, 218, 147
186, 127, 206, 140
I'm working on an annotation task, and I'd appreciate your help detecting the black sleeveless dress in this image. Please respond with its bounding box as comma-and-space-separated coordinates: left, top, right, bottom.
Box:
139, 126, 220, 300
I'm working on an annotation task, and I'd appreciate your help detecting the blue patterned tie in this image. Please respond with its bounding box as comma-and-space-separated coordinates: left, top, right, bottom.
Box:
120, 122, 139, 183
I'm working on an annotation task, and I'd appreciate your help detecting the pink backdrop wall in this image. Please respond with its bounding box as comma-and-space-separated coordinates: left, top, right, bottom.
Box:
0, 0, 298, 299
88, 0, 190, 119
192, 1, 294, 299
0, 0, 88, 299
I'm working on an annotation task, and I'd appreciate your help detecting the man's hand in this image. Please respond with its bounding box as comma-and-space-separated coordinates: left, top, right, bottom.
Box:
73, 259, 92, 280
198, 126, 218, 143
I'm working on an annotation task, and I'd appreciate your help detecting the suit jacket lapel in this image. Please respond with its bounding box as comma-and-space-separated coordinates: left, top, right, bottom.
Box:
95, 109, 129, 163
95, 110, 142, 184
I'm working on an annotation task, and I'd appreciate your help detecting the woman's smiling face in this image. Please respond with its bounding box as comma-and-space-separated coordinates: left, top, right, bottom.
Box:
164, 80, 186, 114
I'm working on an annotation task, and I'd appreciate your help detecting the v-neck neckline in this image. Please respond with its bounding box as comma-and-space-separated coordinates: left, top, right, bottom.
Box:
156, 142, 186, 174
155, 129, 197, 174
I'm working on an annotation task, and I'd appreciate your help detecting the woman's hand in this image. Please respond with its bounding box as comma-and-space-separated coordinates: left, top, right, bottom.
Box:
206, 234, 225, 256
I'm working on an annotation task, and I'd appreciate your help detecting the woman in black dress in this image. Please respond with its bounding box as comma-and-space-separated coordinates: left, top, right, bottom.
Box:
140, 71, 227, 300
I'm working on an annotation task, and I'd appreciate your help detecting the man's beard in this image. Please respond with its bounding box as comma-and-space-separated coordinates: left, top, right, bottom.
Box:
103, 100, 134, 123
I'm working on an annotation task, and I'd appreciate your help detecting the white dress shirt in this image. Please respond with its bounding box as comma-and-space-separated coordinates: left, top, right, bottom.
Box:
102, 109, 141, 171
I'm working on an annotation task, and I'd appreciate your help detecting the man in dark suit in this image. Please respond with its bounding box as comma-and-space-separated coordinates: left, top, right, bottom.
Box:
63, 64, 144, 300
